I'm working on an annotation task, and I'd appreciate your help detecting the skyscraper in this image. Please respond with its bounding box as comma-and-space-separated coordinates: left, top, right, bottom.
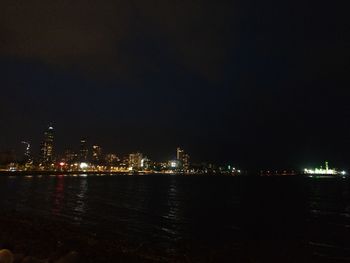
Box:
40, 125, 54, 165
21, 141, 31, 162
79, 138, 88, 162
92, 145, 102, 163
176, 147, 190, 171
182, 153, 190, 171
176, 147, 184, 160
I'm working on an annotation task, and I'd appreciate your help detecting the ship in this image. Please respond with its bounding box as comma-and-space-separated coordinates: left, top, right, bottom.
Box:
304, 161, 347, 178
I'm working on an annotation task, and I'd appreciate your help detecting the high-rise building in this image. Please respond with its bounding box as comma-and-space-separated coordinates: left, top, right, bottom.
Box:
21, 141, 31, 163
176, 147, 190, 171
92, 145, 102, 163
40, 125, 54, 165
79, 138, 88, 162
129, 152, 143, 170
182, 153, 190, 171
105, 154, 119, 166
177, 147, 184, 160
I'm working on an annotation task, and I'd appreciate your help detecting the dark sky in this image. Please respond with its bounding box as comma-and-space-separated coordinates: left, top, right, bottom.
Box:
0, 0, 349, 170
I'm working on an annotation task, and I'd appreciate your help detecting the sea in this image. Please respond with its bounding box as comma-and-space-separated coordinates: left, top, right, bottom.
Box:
1, 174, 350, 262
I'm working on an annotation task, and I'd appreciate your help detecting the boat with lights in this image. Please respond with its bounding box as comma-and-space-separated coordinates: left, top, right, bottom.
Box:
304, 161, 347, 178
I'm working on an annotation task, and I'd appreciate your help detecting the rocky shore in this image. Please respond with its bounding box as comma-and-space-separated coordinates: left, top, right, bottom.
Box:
0, 212, 325, 263
1, 213, 251, 263
0, 213, 170, 263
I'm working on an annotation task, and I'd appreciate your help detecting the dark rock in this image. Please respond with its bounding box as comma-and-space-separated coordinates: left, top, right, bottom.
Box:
54, 251, 79, 263
0, 249, 14, 263
13, 253, 25, 263
21, 256, 46, 263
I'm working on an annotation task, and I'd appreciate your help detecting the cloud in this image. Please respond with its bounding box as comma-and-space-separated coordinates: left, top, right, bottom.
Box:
0, 0, 234, 79
1, 1, 129, 65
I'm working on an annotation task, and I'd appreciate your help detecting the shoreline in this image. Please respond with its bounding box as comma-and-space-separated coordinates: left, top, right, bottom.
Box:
0, 212, 171, 263
1, 171, 347, 179
0, 170, 130, 176
0, 171, 246, 177
0, 212, 256, 263
0, 211, 320, 263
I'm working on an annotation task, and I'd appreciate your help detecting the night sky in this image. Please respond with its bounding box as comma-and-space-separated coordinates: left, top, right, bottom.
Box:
0, 0, 349, 170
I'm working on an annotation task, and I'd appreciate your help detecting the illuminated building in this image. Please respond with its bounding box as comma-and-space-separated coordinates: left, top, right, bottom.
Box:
129, 153, 143, 170
79, 138, 89, 162
105, 154, 119, 166
182, 153, 190, 170
304, 161, 346, 176
177, 147, 184, 160
79, 162, 89, 171
92, 145, 102, 163
119, 155, 129, 169
21, 141, 31, 163
40, 125, 54, 165
64, 150, 77, 163
141, 156, 150, 170
176, 147, 190, 171
168, 160, 180, 169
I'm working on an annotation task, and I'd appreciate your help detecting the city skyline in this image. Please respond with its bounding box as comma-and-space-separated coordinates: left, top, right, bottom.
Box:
0, 0, 349, 170
1, 124, 197, 171
0, 124, 348, 173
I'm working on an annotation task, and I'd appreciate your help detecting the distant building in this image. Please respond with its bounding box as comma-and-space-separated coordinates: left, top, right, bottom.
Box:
119, 155, 129, 169
40, 125, 54, 165
176, 147, 184, 160
176, 147, 190, 171
183, 153, 190, 170
92, 145, 102, 163
21, 141, 32, 163
168, 159, 180, 170
105, 154, 119, 166
64, 150, 77, 163
79, 138, 89, 162
141, 156, 151, 170
129, 152, 143, 170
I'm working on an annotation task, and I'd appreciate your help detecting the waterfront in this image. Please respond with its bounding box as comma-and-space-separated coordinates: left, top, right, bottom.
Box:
1, 174, 350, 262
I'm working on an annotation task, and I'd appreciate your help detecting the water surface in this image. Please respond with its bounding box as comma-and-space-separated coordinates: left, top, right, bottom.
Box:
1, 174, 350, 261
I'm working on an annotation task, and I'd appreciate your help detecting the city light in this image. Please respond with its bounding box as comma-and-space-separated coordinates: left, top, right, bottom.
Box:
1, 125, 346, 177
80, 162, 89, 169
170, 161, 177, 168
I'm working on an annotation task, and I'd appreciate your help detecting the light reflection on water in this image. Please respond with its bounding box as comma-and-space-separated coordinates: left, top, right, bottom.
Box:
73, 178, 88, 222
50, 175, 90, 224
52, 176, 65, 216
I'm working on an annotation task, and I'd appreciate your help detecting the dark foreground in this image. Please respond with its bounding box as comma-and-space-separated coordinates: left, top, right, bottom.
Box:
0, 212, 315, 263
1, 212, 167, 263
1, 175, 350, 262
